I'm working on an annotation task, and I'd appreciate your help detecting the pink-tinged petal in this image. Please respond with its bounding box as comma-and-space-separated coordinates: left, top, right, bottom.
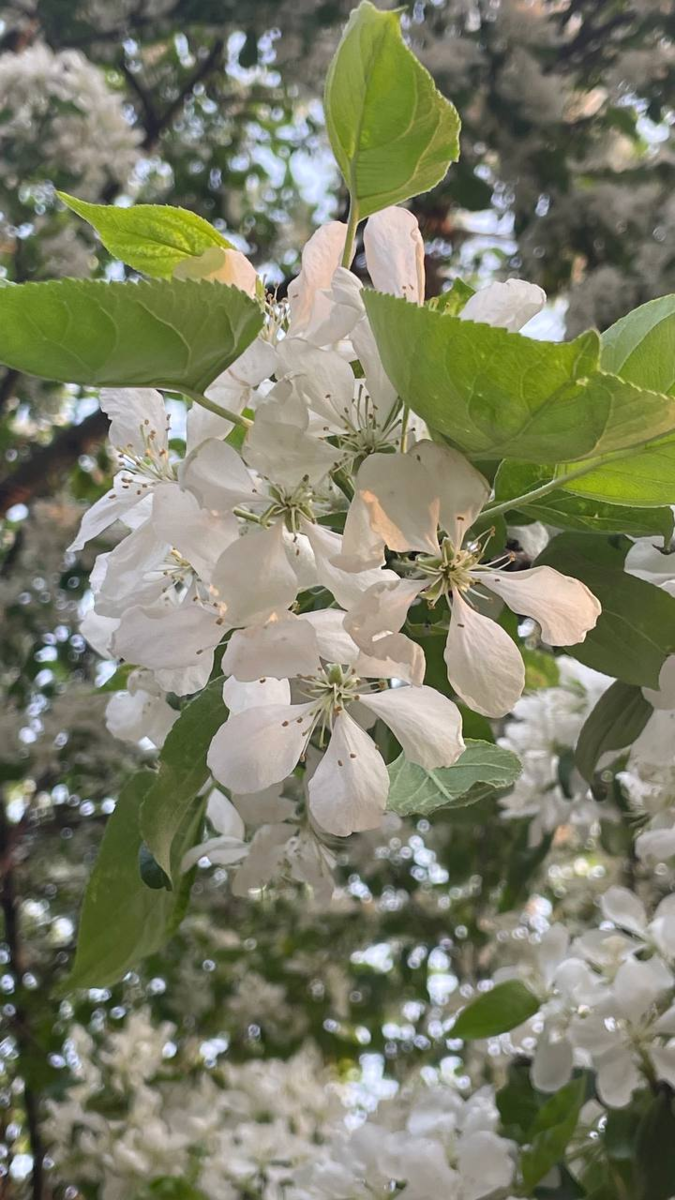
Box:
207, 702, 313, 793
309, 712, 388, 836
211, 523, 299, 627
364, 207, 425, 304
287, 221, 347, 335
222, 614, 321, 681
335, 491, 387, 571
100, 387, 169, 457
412, 441, 490, 549
301, 520, 397, 607
360, 685, 464, 769
222, 676, 291, 713
179, 437, 258, 513
444, 591, 525, 717
478, 565, 601, 645
460, 279, 546, 332
344, 452, 441, 561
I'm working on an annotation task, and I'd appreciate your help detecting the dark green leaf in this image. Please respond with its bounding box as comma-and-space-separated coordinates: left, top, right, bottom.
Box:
140, 678, 227, 878
452, 980, 540, 1039
521, 1076, 586, 1194
0, 278, 263, 393
635, 1090, 675, 1200
536, 533, 675, 687
575, 681, 653, 782
387, 740, 521, 817
63, 771, 197, 991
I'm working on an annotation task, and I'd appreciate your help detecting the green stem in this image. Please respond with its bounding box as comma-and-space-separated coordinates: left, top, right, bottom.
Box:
183, 388, 252, 429
341, 197, 360, 268
331, 466, 355, 501
400, 404, 410, 452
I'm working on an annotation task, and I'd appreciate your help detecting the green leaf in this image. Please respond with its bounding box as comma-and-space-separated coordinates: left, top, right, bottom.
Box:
386, 739, 521, 817
602, 294, 675, 395
452, 979, 540, 1039
58, 193, 233, 279
63, 771, 200, 991
140, 678, 227, 879
521, 1076, 586, 1195
560, 433, 675, 507
575, 680, 653, 782
324, 0, 460, 219
0, 278, 263, 393
428, 278, 475, 316
536, 533, 675, 687
362, 291, 675, 462
635, 1091, 675, 1200
494, 461, 674, 538
497, 1061, 542, 1144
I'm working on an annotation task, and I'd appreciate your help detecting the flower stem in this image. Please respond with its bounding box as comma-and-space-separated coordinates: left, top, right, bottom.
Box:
183, 388, 252, 429
342, 197, 360, 268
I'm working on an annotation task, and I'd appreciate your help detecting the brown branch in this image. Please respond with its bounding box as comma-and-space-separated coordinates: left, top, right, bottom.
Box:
123, 37, 225, 151
0, 409, 109, 517
0, 798, 46, 1200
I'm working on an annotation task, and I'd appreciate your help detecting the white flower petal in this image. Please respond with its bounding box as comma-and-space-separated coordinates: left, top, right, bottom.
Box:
457, 1130, 514, 1200
531, 1033, 574, 1093
276, 339, 355, 430
301, 520, 397, 607
360, 685, 464, 769
100, 387, 169, 457
412, 440, 490, 549
222, 614, 321, 681
479, 566, 601, 645
302, 608, 360, 664
207, 702, 314, 793
179, 437, 258, 512
113, 595, 224, 682
595, 1048, 641, 1109
444, 591, 525, 717
222, 675, 291, 713
151, 483, 238, 582
243, 390, 340, 487
624, 537, 675, 584
181, 835, 248, 872
105, 688, 178, 748
211, 523, 299, 627
309, 712, 388, 836
460, 279, 546, 332
206, 788, 246, 839
68, 486, 142, 553
651, 1042, 675, 1090
343, 578, 427, 685
364, 206, 425, 304
643, 655, 675, 710
613, 956, 672, 1023
600, 886, 648, 936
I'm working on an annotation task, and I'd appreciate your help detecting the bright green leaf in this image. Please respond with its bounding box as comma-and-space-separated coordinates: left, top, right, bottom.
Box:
575, 680, 653, 782
58, 193, 232, 279
536, 534, 675, 687
324, 1, 460, 219
452, 979, 540, 1039
140, 678, 227, 879
427, 278, 475, 316
521, 1076, 586, 1195
62, 772, 200, 991
602, 294, 675, 394
363, 290, 675, 462
494, 461, 674, 538
386, 740, 521, 818
560, 433, 675, 507
0, 278, 263, 393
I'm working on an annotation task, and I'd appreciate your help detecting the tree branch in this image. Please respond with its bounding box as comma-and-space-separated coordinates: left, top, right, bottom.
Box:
0, 409, 109, 517
0, 798, 45, 1200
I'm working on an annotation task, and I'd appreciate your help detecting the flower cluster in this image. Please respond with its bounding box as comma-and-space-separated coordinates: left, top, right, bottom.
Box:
73, 206, 601, 881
